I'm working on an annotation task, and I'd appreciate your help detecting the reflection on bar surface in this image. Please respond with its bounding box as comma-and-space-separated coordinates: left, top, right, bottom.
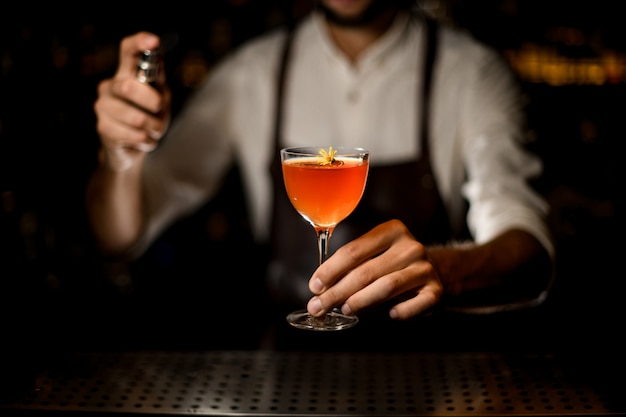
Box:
2, 350, 624, 416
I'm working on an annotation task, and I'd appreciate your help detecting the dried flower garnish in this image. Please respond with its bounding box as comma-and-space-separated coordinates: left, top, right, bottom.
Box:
318, 146, 338, 166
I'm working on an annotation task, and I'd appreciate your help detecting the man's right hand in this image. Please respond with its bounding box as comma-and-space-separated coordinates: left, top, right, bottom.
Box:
93, 31, 172, 171
87, 32, 172, 256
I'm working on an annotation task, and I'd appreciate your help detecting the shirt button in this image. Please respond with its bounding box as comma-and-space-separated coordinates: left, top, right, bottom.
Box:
347, 90, 359, 103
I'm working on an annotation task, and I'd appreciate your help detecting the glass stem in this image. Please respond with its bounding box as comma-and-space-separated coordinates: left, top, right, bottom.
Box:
314, 227, 332, 323
315, 227, 332, 266
315, 226, 338, 321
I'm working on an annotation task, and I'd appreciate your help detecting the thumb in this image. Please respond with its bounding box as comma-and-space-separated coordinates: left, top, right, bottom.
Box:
115, 32, 160, 79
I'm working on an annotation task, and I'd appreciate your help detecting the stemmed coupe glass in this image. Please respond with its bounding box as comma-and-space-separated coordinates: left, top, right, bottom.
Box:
280, 146, 370, 331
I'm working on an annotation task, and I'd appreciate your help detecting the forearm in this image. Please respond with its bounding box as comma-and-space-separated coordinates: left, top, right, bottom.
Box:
86, 148, 145, 258
428, 229, 553, 303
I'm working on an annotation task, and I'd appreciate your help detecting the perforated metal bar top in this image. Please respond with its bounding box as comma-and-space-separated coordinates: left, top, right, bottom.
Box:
1, 350, 624, 416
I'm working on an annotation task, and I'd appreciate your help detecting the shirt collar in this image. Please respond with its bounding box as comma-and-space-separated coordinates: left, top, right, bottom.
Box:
312, 9, 412, 71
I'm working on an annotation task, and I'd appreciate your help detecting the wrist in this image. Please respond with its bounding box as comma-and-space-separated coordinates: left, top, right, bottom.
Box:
427, 240, 477, 297
99, 146, 145, 173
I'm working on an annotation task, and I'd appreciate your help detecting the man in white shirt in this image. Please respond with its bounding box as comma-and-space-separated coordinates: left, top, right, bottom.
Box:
87, 0, 554, 328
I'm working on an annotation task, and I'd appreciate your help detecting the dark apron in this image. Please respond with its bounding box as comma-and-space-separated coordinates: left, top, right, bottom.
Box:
266, 16, 454, 309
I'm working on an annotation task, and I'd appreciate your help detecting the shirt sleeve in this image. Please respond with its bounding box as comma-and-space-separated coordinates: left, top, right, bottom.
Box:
134, 29, 285, 255
457, 42, 555, 260
135, 58, 239, 255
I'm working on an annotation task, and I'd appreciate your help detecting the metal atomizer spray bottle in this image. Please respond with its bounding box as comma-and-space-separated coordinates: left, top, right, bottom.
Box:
136, 48, 159, 87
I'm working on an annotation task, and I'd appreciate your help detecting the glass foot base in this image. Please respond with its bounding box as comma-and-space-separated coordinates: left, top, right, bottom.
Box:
286, 308, 358, 331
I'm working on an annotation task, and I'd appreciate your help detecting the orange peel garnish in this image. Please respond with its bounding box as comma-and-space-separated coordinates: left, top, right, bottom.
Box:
318, 146, 337, 166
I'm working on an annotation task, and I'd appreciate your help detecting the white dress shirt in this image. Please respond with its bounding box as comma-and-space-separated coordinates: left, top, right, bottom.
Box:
141, 11, 554, 260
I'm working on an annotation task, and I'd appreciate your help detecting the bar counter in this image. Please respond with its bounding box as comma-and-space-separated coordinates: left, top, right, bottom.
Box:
1, 276, 625, 417
1, 347, 625, 416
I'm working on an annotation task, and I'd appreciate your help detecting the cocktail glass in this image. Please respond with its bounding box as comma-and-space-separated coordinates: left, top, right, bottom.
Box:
280, 146, 370, 331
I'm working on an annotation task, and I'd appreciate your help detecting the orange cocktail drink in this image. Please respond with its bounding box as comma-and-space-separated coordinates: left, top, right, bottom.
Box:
282, 157, 369, 228
280, 146, 369, 331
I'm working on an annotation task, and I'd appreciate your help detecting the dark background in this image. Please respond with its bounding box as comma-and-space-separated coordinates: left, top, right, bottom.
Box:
1, 0, 624, 359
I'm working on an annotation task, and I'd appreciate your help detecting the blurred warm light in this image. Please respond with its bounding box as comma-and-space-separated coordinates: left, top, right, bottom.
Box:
179, 50, 210, 88
505, 23, 626, 86
602, 51, 625, 84
507, 43, 626, 85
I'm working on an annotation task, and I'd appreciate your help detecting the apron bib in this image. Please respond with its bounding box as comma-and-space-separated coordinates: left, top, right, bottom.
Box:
267, 16, 454, 308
